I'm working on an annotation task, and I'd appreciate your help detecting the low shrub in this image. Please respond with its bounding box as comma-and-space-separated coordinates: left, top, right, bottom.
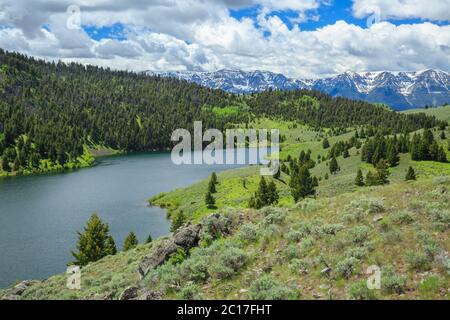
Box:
391, 211, 415, 225
344, 247, 368, 260
248, 275, 294, 300
177, 283, 203, 300
427, 209, 450, 232
434, 252, 450, 275
347, 226, 370, 245
210, 247, 248, 280
297, 198, 323, 213
381, 266, 407, 295
347, 280, 378, 300
299, 237, 315, 252
321, 223, 345, 235
282, 244, 300, 261
238, 223, 259, 243
168, 248, 188, 265
288, 259, 311, 275
180, 254, 210, 283
405, 250, 431, 271
336, 257, 359, 279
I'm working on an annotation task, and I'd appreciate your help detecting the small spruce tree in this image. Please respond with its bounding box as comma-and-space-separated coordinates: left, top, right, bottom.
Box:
123, 232, 138, 251
322, 138, 330, 149
405, 166, 416, 181
210, 172, 218, 185
208, 178, 216, 194
105, 235, 117, 256
329, 156, 340, 175
375, 160, 390, 185
355, 169, 365, 186
171, 211, 186, 232
2, 157, 11, 172
146, 234, 153, 244
267, 180, 279, 205
205, 191, 216, 209
290, 166, 316, 202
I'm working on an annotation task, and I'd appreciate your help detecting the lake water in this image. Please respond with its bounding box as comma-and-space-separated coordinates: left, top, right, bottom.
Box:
0, 150, 262, 289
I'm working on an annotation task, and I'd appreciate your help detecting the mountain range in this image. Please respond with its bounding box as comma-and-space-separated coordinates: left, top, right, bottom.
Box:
151, 69, 450, 111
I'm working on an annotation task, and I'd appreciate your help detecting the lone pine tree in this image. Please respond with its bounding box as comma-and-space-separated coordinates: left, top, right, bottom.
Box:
329, 156, 340, 175
205, 191, 216, 209
355, 169, 365, 186
405, 166, 416, 181
123, 232, 138, 251
290, 165, 316, 202
72, 214, 115, 266
171, 211, 187, 232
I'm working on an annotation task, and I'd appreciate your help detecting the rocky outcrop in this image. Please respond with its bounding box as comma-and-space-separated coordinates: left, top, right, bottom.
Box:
0, 280, 39, 300
119, 286, 164, 300
138, 214, 234, 279
138, 238, 180, 278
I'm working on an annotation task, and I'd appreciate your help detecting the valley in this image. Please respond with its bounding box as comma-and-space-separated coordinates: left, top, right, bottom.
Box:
0, 50, 449, 301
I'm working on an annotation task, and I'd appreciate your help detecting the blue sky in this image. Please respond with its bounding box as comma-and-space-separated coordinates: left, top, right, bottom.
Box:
82, 1, 449, 46
0, 0, 449, 77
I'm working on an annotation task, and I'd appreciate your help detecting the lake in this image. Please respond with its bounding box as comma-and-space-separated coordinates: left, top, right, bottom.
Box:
0, 150, 262, 289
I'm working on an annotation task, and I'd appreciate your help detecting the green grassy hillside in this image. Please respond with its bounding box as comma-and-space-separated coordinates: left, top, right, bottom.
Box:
3, 176, 449, 300
403, 105, 450, 123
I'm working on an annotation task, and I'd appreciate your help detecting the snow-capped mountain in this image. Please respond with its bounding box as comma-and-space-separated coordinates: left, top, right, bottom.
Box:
152, 69, 312, 93
149, 69, 450, 110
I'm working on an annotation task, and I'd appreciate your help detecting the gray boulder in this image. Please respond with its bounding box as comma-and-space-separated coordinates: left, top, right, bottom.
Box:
138, 238, 179, 278
173, 224, 201, 248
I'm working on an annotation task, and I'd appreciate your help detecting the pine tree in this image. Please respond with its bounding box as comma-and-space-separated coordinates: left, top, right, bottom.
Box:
123, 232, 138, 251
205, 191, 216, 209
329, 156, 340, 175
267, 180, 279, 205
365, 171, 378, 186
437, 146, 447, 163
343, 149, 350, 158
171, 211, 187, 232
208, 178, 217, 194
313, 176, 319, 187
355, 169, 365, 186
375, 160, 390, 185
440, 131, 446, 140
290, 166, 316, 202
1, 157, 11, 172
210, 172, 218, 185
105, 235, 117, 256
386, 143, 399, 167
322, 138, 330, 149
146, 234, 153, 244
71, 214, 113, 266
410, 134, 422, 161
405, 166, 416, 181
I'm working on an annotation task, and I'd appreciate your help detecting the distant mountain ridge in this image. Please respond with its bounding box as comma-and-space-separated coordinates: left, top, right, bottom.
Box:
150, 69, 450, 110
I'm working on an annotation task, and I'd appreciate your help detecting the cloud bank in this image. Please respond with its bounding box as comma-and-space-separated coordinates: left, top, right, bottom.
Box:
0, 0, 448, 78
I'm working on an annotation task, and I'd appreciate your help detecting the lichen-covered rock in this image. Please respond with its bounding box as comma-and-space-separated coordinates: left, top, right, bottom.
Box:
119, 286, 163, 300
138, 239, 179, 278
119, 286, 139, 300
138, 214, 235, 279
173, 224, 201, 248
0, 280, 39, 300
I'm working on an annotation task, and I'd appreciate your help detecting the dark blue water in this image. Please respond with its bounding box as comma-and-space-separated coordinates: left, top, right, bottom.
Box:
0, 151, 254, 288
